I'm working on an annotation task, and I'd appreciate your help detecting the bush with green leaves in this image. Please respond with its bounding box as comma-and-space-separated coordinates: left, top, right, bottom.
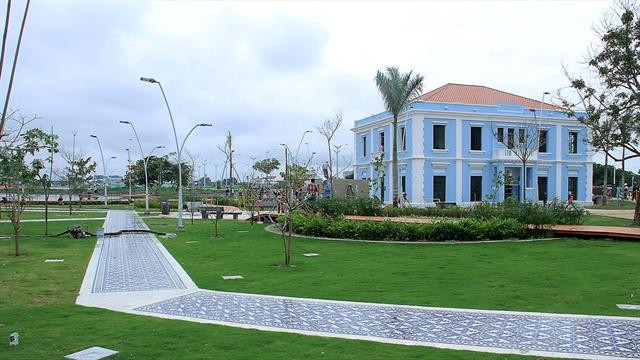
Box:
306, 197, 585, 225
291, 213, 526, 242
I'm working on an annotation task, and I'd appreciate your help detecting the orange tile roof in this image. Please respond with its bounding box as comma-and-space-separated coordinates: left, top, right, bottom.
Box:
415, 83, 559, 110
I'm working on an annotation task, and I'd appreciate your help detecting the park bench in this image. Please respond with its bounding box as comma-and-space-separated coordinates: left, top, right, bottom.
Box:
200, 206, 224, 219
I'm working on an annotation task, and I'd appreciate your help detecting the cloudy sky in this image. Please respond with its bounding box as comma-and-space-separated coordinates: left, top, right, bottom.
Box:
4, 0, 636, 179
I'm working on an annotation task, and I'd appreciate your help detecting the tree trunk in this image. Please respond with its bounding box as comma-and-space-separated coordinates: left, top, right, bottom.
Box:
521, 162, 526, 203
634, 190, 640, 225
327, 141, 333, 199
603, 154, 608, 204
44, 191, 49, 236
14, 226, 19, 256
391, 115, 399, 207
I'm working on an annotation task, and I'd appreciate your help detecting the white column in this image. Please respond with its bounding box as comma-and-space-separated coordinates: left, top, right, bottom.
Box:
585, 164, 593, 204
555, 124, 562, 199
412, 115, 424, 204
455, 118, 463, 204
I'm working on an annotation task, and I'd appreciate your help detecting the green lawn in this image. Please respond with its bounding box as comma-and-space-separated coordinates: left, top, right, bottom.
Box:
1, 218, 639, 359
582, 214, 639, 227
585, 200, 638, 210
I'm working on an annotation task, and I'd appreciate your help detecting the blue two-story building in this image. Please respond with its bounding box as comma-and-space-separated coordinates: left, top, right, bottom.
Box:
352, 83, 593, 206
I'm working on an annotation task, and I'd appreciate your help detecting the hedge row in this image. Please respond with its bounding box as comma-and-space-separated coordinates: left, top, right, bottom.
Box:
291, 213, 527, 242
306, 198, 586, 226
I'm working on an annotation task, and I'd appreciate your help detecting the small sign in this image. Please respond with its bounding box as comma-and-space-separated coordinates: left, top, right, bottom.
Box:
302, 253, 320, 257
65, 346, 118, 359
222, 275, 243, 280
617, 304, 640, 310
45, 259, 64, 263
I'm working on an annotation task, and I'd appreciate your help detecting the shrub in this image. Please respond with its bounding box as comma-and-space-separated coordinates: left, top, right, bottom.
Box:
291, 213, 526, 242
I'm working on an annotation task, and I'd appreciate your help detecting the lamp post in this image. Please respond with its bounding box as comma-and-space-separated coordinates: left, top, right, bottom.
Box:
333, 143, 347, 179
295, 130, 312, 162
90, 134, 108, 208
202, 159, 207, 188
120, 120, 164, 215
141, 76, 212, 231
126, 148, 132, 203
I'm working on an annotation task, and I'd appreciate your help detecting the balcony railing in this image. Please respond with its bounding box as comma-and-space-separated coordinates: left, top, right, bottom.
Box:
492, 148, 538, 161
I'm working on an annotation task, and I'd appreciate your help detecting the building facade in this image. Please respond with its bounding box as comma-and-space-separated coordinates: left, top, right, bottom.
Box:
352, 83, 593, 206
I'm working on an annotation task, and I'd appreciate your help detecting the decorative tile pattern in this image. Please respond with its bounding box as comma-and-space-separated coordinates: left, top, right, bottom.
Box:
103, 210, 149, 234
136, 291, 640, 359
92, 211, 185, 293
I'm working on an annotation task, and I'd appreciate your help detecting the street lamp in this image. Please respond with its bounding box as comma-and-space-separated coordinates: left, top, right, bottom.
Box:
141, 76, 212, 231
333, 143, 348, 179
120, 120, 164, 214
89, 134, 108, 208
295, 130, 312, 161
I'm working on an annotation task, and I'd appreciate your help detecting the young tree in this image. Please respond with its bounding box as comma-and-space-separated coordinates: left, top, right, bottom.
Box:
32, 127, 59, 235
267, 148, 313, 267
252, 158, 280, 179
561, 1, 640, 223
60, 150, 97, 212
316, 109, 343, 198
375, 67, 424, 206
0, 114, 51, 256
492, 110, 545, 203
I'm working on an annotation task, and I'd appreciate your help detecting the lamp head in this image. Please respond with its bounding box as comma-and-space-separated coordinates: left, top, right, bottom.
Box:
157, 145, 165, 149
197, 123, 213, 127
543, 91, 551, 95
90, 135, 97, 138
110, 156, 117, 159
119, 120, 131, 124
140, 77, 158, 83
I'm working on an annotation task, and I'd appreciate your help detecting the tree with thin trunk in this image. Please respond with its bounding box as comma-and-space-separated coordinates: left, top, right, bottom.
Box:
60, 150, 97, 211
374, 67, 423, 206
561, 0, 640, 224
0, 114, 50, 256
32, 128, 59, 235
316, 108, 343, 199
266, 147, 312, 267
492, 110, 546, 203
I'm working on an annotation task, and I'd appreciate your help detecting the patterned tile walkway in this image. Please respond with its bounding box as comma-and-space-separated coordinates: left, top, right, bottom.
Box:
92, 211, 184, 293
136, 291, 640, 359
83, 211, 640, 359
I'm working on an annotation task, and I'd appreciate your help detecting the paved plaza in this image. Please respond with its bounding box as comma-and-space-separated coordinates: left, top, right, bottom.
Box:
76, 211, 640, 359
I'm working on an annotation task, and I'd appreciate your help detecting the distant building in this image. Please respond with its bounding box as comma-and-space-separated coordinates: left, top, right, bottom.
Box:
352, 83, 593, 206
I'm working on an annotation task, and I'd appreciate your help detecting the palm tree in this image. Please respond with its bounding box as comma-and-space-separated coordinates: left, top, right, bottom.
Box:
374, 66, 424, 206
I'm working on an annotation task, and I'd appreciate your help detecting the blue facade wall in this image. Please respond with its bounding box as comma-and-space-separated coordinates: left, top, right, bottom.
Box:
352, 101, 592, 206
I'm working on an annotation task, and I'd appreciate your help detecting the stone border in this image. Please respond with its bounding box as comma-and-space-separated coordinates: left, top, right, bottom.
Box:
264, 224, 559, 245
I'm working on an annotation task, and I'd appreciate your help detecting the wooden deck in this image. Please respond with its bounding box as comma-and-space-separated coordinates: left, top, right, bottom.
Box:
552, 225, 640, 240
343, 216, 640, 240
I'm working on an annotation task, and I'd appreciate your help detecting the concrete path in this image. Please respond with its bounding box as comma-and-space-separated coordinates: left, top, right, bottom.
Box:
76, 211, 640, 359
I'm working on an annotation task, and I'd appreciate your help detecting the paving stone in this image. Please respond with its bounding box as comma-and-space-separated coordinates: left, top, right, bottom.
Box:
136, 290, 640, 359
222, 275, 243, 280
45, 259, 64, 263
92, 211, 185, 293
302, 253, 319, 257
617, 303, 640, 310
65, 346, 118, 360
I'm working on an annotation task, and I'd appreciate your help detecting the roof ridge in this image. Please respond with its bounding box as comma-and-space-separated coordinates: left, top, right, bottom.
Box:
416, 83, 558, 109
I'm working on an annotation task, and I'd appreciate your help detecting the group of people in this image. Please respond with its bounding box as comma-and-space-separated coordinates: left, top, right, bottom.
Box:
616, 183, 639, 201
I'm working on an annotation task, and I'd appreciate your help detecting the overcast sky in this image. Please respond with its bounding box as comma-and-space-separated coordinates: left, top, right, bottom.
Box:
3, 0, 637, 179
